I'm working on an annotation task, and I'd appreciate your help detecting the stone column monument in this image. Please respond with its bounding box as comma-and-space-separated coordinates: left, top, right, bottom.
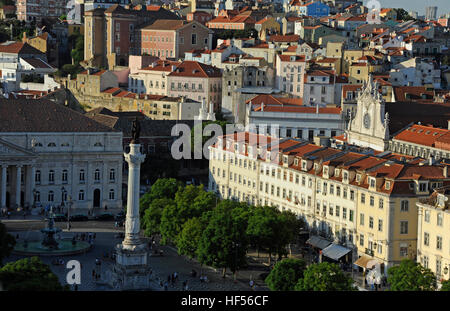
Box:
110, 118, 151, 290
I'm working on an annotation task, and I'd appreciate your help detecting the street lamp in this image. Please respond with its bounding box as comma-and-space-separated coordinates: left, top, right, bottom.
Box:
232, 241, 240, 282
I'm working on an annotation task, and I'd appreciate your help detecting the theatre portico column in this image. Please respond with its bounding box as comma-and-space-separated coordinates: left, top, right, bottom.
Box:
1, 165, 7, 209
16, 165, 22, 208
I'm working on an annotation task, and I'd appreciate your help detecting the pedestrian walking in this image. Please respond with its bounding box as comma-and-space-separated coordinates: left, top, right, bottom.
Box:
164, 282, 168, 291
249, 280, 254, 290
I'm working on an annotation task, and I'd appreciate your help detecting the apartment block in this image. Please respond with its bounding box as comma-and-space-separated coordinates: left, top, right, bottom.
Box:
208, 132, 450, 273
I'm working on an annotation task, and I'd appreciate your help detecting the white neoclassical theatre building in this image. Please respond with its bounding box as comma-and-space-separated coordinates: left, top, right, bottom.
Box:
0, 99, 124, 215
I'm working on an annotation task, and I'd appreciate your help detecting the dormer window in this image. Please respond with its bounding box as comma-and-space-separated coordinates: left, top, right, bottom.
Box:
335, 169, 339, 177
419, 182, 427, 192
343, 171, 348, 182
356, 174, 361, 182
294, 158, 299, 166
302, 161, 307, 170
323, 166, 329, 175
314, 163, 318, 171
385, 181, 391, 190
369, 178, 375, 188
283, 156, 288, 164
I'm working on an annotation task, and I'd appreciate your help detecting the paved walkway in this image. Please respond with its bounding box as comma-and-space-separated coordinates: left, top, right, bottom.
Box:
4, 230, 257, 291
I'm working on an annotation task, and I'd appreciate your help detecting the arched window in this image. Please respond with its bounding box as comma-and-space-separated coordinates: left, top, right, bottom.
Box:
109, 169, 115, 182
79, 190, 85, 201
48, 191, 54, 202
48, 142, 56, 147
109, 189, 115, 200
49, 170, 55, 184
94, 169, 100, 182
94, 142, 103, 147
79, 169, 85, 182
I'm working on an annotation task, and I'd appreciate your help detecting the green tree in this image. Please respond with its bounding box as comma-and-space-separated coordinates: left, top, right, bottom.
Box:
142, 198, 174, 236
440, 279, 450, 291
177, 217, 205, 259
190, 120, 229, 154
276, 210, 304, 259
197, 200, 249, 278
139, 178, 183, 215
395, 8, 414, 21
160, 185, 215, 244
265, 258, 307, 291
246, 206, 299, 264
387, 259, 437, 291
0, 257, 67, 291
0, 222, 15, 266
295, 262, 356, 291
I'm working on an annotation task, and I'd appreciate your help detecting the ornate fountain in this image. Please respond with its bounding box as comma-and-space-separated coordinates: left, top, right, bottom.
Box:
40, 209, 62, 250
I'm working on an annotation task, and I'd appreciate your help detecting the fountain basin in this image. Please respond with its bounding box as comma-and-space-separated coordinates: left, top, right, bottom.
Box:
13, 239, 92, 256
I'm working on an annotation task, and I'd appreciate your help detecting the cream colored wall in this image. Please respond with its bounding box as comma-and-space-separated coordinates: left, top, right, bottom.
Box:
418, 203, 449, 282
208, 140, 447, 270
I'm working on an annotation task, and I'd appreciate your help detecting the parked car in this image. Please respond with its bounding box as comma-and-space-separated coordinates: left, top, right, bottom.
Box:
69, 214, 89, 222
95, 213, 114, 221
53, 214, 67, 222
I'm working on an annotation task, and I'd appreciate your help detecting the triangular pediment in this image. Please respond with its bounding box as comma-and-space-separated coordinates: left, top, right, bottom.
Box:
0, 138, 37, 158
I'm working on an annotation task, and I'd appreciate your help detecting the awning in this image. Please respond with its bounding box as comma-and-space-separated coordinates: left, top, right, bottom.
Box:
306, 235, 332, 250
354, 255, 380, 269
322, 243, 352, 261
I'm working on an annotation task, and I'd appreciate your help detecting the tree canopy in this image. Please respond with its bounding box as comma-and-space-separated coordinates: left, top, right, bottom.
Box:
440, 279, 450, 291
387, 259, 437, 291
160, 184, 215, 244
176, 217, 205, 259
0, 257, 67, 291
197, 201, 250, 277
0, 222, 15, 266
139, 178, 183, 215
265, 258, 307, 291
246, 206, 303, 264
295, 262, 356, 291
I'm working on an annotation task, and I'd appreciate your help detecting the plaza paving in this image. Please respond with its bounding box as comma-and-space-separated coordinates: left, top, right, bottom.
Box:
4, 226, 265, 291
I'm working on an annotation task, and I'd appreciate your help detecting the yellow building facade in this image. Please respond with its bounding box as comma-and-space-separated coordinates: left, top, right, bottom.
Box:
209, 132, 450, 273
417, 186, 450, 285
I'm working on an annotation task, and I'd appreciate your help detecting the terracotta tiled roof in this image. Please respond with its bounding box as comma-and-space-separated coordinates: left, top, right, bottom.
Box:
0, 42, 44, 55
393, 86, 434, 102
278, 54, 306, 62
268, 34, 300, 42
167, 61, 221, 78
142, 19, 185, 30
393, 124, 450, 151
141, 60, 181, 72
